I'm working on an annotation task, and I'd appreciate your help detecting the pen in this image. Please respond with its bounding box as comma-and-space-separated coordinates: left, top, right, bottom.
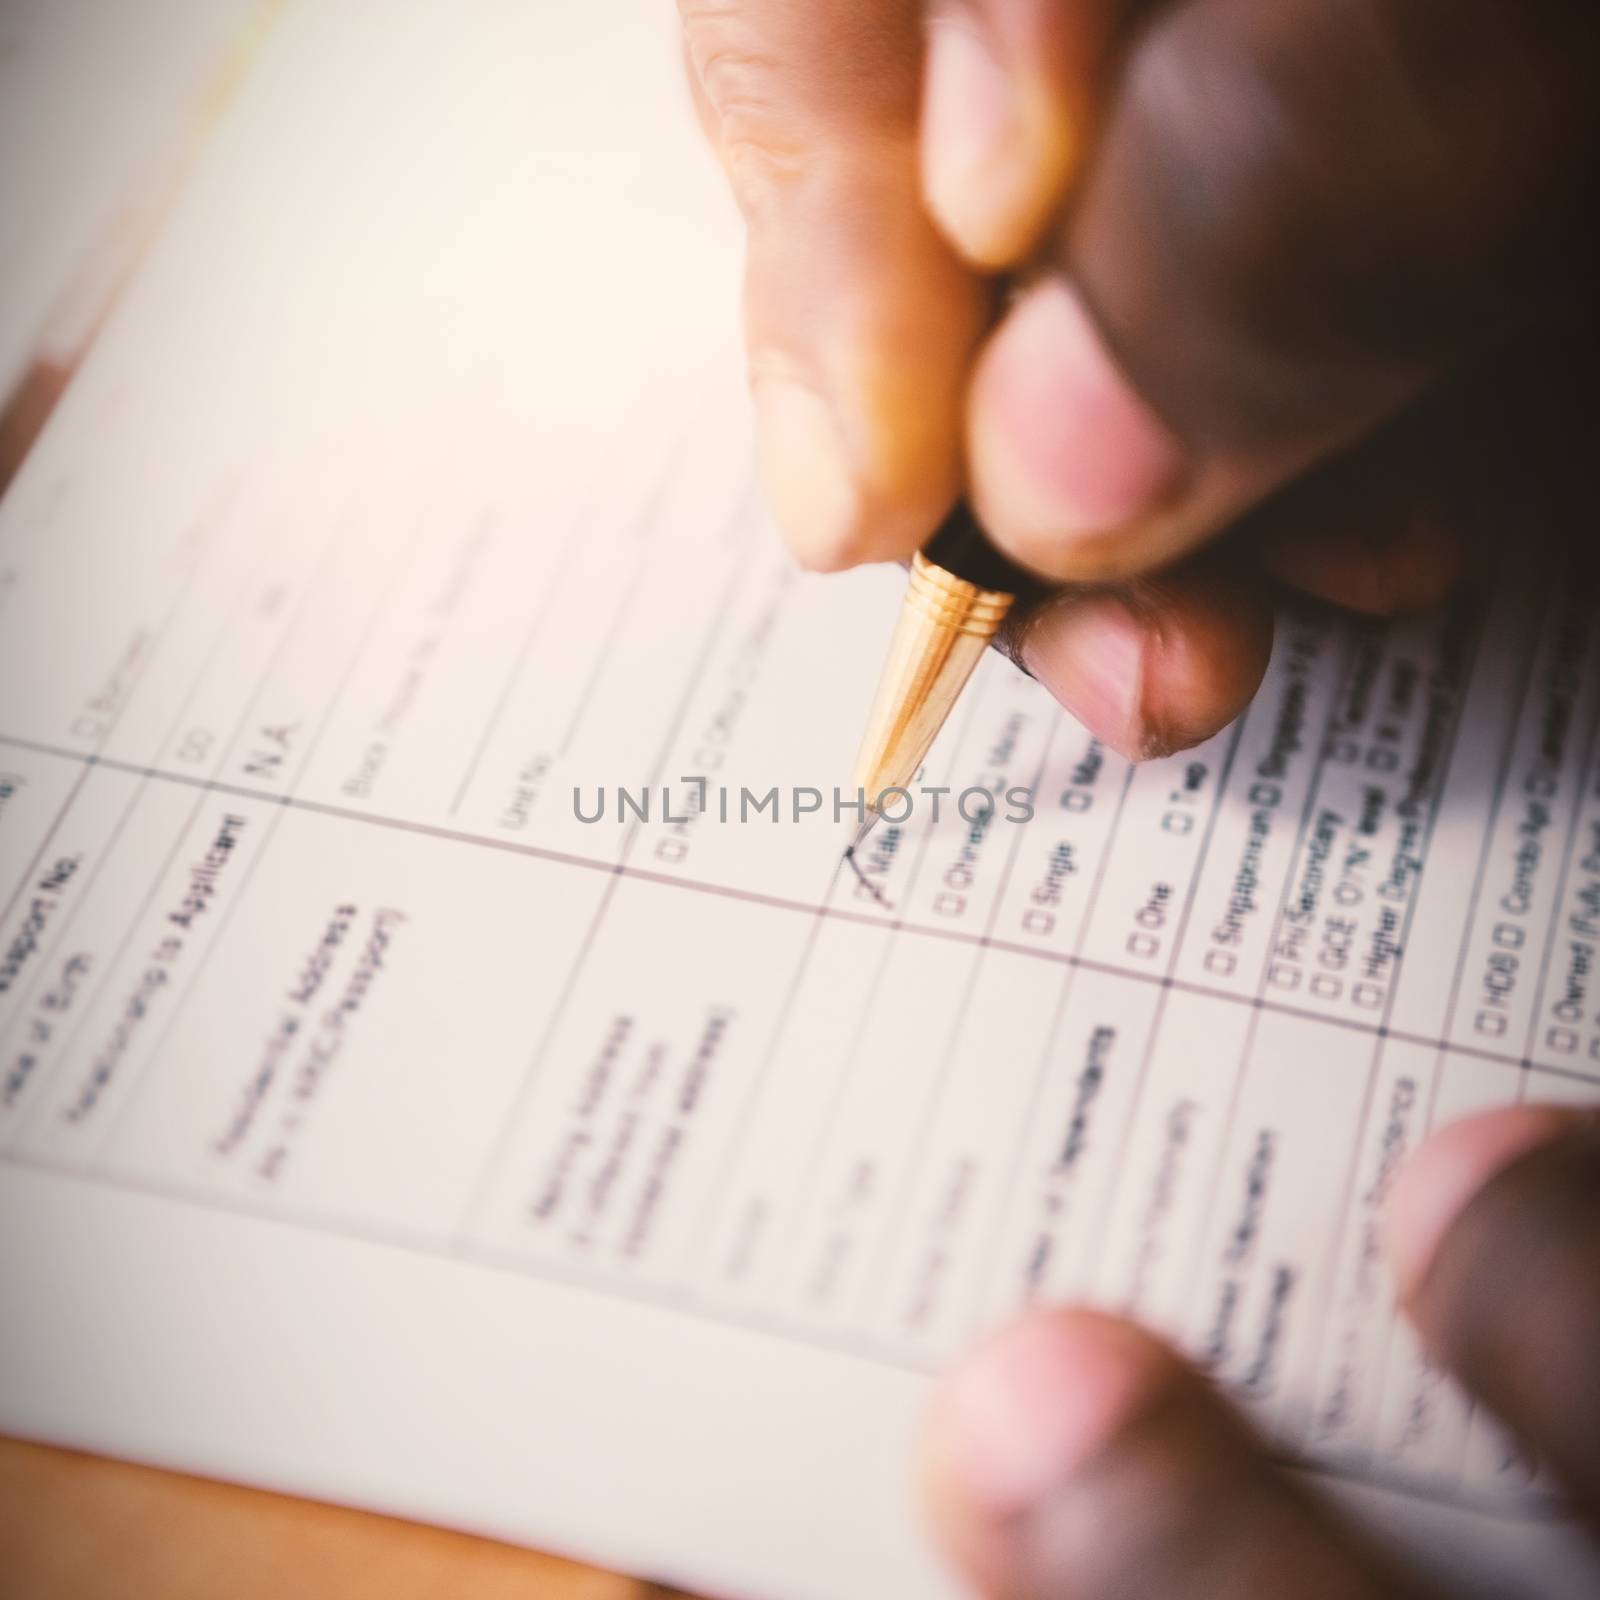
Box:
848, 503, 1047, 854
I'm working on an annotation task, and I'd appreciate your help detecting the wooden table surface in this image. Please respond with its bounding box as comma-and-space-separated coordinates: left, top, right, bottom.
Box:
1, 1437, 694, 1600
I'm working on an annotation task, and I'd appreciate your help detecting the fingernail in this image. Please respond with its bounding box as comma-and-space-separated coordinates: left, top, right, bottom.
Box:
933, 1320, 1098, 1519
1022, 595, 1148, 758
929, 1313, 1165, 1527
1385, 1105, 1593, 1303
971, 281, 1186, 573
752, 379, 863, 571
921, 22, 1034, 266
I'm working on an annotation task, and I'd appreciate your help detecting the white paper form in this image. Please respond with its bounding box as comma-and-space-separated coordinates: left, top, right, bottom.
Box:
2, 4, 1600, 1598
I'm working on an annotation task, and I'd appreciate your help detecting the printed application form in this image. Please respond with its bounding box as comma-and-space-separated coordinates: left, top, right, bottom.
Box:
0, 4, 1597, 1597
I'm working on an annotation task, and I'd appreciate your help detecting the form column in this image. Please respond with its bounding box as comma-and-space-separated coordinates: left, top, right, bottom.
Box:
959, 725, 1242, 1346
1444, 571, 1600, 1059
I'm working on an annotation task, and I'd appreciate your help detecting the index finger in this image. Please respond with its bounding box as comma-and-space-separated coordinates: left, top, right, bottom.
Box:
680, 0, 987, 570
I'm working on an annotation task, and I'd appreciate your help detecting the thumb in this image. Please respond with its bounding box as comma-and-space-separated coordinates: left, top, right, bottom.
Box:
924, 1311, 1428, 1600
964, 0, 1600, 581
1387, 1105, 1600, 1522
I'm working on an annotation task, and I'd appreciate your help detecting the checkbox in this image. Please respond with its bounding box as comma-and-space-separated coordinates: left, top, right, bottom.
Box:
1205, 949, 1236, 976
1492, 922, 1525, 949
1547, 1026, 1579, 1055
1475, 1011, 1507, 1038
1268, 963, 1301, 990
655, 836, 687, 863
1353, 982, 1383, 1009
1127, 932, 1160, 959
1162, 811, 1194, 835
1061, 789, 1092, 813
1311, 973, 1342, 999
1366, 746, 1399, 773
1023, 909, 1055, 936
934, 892, 966, 918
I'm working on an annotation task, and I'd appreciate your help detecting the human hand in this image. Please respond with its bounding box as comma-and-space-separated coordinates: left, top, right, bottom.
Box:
920, 1105, 1600, 1598
677, 0, 1598, 759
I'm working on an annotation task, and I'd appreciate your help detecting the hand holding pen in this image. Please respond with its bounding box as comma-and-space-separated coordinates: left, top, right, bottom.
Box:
681, 0, 1597, 767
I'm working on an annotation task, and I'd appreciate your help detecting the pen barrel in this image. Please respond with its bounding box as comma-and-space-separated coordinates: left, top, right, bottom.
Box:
851, 554, 1015, 806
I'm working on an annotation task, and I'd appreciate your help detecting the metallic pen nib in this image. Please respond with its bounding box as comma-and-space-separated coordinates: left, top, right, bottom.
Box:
840, 807, 891, 908
844, 807, 884, 859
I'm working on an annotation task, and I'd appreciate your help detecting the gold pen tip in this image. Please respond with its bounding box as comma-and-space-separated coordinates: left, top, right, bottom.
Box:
843, 806, 883, 861
840, 805, 892, 909
850, 554, 1015, 808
